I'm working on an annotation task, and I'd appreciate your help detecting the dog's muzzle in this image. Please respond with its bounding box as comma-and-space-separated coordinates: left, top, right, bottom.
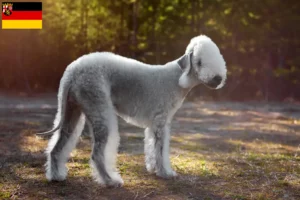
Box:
206, 75, 222, 89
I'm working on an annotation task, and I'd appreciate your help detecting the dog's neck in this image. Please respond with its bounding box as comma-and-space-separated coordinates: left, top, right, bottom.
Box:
161, 60, 200, 94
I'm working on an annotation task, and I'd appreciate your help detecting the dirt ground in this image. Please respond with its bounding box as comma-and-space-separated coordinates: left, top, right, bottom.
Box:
0, 93, 299, 200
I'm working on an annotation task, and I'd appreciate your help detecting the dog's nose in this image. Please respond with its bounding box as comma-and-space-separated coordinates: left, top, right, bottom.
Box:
208, 75, 222, 88
212, 75, 222, 85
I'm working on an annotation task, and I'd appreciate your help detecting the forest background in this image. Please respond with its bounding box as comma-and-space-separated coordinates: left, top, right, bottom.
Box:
0, 0, 299, 101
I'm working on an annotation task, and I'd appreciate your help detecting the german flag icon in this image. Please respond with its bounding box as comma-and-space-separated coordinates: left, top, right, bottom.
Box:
2, 2, 42, 29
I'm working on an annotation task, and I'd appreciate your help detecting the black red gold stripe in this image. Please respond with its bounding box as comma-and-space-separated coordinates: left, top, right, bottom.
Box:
2, 2, 42, 29
2, 11, 42, 20
2, 2, 42, 11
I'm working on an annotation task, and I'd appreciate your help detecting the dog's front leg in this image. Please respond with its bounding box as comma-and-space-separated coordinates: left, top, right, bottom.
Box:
145, 122, 177, 179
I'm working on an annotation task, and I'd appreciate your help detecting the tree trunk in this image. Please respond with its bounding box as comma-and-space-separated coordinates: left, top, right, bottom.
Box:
264, 52, 272, 102
191, 0, 195, 33
132, 1, 138, 59
152, 3, 160, 64
17, 33, 31, 94
81, 0, 88, 54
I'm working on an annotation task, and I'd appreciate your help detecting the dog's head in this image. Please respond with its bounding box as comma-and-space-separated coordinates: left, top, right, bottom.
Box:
177, 35, 227, 89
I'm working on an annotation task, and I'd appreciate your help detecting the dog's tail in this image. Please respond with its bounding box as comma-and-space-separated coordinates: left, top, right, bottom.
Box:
36, 77, 71, 137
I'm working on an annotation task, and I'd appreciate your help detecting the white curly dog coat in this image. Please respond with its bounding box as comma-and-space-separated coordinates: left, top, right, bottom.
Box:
38, 35, 227, 187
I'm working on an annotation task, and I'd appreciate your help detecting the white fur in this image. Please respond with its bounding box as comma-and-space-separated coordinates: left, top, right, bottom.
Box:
161, 99, 184, 176
45, 132, 62, 180
45, 111, 63, 181
144, 99, 183, 176
178, 68, 193, 88
46, 113, 85, 181
103, 107, 123, 185
162, 126, 173, 175
90, 93, 123, 186
41, 34, 226, 186
186, 35, 227, 89
144, 128, 156, 173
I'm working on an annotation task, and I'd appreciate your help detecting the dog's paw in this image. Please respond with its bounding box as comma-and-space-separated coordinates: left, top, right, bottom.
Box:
46, 169, 67, 181
96, 172, 124, 188
45, 163, 68, 182
106, 179, 124, 188
107, 172, 124, 188
156, 169, 177, 179
94, 178, 124, 188
146, 164, 156, 174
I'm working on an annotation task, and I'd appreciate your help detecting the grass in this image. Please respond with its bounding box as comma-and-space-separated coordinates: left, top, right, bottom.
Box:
0, 101, 299, 199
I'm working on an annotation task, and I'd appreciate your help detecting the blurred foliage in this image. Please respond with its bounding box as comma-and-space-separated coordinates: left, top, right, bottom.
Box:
0, 0, 299, 101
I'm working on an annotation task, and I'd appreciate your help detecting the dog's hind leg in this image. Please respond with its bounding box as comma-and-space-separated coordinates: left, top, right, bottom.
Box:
79, 88, 123, 187
46, 101, 85, 181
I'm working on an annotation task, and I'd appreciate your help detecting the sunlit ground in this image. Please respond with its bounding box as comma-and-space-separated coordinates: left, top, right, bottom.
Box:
0, 97, 299, 200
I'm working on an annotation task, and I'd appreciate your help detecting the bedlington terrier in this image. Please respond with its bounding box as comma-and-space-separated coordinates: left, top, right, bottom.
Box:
37, 35, 227, 188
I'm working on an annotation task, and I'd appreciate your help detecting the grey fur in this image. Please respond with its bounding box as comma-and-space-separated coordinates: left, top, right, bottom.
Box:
39, 35, 227, 187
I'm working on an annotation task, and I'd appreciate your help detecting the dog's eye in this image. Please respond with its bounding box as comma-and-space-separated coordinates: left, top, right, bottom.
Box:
197, 60, 201, 66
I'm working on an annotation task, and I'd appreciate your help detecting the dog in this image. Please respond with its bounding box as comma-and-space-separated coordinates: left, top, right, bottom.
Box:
37, 35, 227, 187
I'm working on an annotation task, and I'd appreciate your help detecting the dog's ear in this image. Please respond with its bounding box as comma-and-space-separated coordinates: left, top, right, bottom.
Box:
178, 52, 194, 88
177, 52, 192, 70
177, 54, 187, 70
